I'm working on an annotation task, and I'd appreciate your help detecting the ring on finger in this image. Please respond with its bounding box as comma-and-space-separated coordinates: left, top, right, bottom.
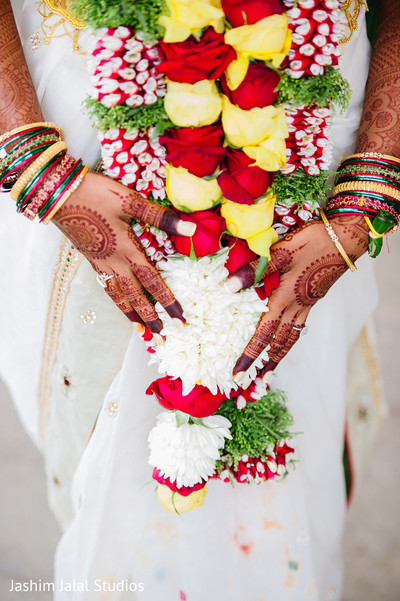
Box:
96, 272, 115, 288
292, 324, 309, 336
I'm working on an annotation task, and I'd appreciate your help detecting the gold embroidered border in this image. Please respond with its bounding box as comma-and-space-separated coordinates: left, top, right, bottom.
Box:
358, 323, 385, 423
38, 237, 83, 443
44, 0, 84, 29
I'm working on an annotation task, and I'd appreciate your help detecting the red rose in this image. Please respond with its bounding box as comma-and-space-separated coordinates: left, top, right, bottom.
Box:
224, 237, 257, 275
220, 63, 280, 110
146, 376, 227, 418
171, 210, 226, 257
160, 125, 225, 177
256, 270, 280, 300
152, 468, 207, 496
221, 0, 283, 27
218, 148, 274, 205
158, 28, 236, 84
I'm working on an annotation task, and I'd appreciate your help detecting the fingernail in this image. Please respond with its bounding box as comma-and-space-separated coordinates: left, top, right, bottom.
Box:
177, 221, 196, 236
172, 318, 185, 330
167, 301, 186, 323
234, 371, 245, 384
134, 323, 145, 335
262, 371, 274, 384
224, 277, 242, 295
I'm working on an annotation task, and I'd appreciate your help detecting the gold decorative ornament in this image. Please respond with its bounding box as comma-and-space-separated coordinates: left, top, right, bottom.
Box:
340, 0, 369, 45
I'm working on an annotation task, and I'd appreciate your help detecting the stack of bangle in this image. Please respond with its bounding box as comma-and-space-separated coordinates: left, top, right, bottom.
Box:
325, 151, 400, 258
0, 122, 89, 222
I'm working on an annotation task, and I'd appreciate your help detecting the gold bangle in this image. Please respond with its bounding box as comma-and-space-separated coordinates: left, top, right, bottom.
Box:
333, 180, 400, 202
10, 141, 68, 201
43, 165, 90, 224
339, 152, 400, 167
0, 122, 64, 146
319, 208, 357, 272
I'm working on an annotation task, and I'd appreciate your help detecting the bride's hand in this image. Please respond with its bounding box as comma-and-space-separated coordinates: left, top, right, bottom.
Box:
225, 215, 369, 384
52, 172, 195, 338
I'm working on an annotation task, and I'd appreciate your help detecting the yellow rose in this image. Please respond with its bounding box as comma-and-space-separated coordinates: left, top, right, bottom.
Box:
221, 192, 278, 257
159, 0, 224, 43
166, 164, 222, 212
164, 80, 222, 127
157, 484, 208, 513
225, 14, 291, 74
243, 138, 288, 171
222, 96, 288, 148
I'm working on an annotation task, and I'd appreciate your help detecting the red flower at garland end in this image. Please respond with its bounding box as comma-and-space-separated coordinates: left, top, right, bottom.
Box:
221, 0, 284, 27
171, 210, 226, 257
147, 376, 227, 418
158, 28, 237, 84
160, 124, 225, 178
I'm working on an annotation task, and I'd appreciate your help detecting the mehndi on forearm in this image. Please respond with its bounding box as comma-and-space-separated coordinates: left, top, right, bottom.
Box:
356, 0, 400, 156
0, 0, 43, 132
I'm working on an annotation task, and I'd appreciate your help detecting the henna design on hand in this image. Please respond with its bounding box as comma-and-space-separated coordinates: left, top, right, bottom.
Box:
110, 188, 181, 235
233, 318, 280, 374
54, 205, 117, 260
117, 276, 160, 323
333, 215, 369, 250
294, 254, 348, 307
268, 323, 302, 363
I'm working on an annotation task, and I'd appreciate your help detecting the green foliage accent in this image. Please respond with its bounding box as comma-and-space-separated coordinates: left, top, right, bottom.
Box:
84, 97, 173, 133
254, 256, 269, 283
71, 0, 167, 38
216, 389, 293, 465
272, 169, 330, 209
277, 67, 351, 111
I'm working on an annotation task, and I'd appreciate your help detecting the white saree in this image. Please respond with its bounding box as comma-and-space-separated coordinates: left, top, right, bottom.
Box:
0, 3, 379, 600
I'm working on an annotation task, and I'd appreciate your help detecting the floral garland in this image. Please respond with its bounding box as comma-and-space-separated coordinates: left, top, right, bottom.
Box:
73, 0, 349, 513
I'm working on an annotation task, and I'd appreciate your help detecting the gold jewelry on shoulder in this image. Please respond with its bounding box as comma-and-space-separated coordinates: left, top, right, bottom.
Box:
32, 0, 85, 54
340, 0, 369, 45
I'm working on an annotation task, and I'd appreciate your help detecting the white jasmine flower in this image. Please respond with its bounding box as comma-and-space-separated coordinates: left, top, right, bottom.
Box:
148, 412, 232, 488
150, 251, 269, 396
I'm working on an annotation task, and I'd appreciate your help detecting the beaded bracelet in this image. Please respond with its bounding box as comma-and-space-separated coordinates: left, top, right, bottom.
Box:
10, 141, 68, 202
325, 194, 400, 222
339, 152, 400, 167
319, 208, 357, 272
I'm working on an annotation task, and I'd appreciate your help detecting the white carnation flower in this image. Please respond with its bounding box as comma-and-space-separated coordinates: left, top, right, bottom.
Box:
148, 412, 232, 488
150, 251, 269, 396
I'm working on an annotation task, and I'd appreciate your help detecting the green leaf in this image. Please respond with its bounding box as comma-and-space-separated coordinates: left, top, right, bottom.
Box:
189, 237, 198, 261
215, 389, 294, 468
171, 491, 181, 515
175, 410, 190, 427
84, 97, 173, 133
254, 256, 269, 284
71, 0, 167, 37
277, 67, 351, 112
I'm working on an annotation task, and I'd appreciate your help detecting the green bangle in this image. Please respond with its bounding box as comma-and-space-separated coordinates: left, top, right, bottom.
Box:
335, 174, 400, 190
16, 152, 64, 210
0, 142, 53, 182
